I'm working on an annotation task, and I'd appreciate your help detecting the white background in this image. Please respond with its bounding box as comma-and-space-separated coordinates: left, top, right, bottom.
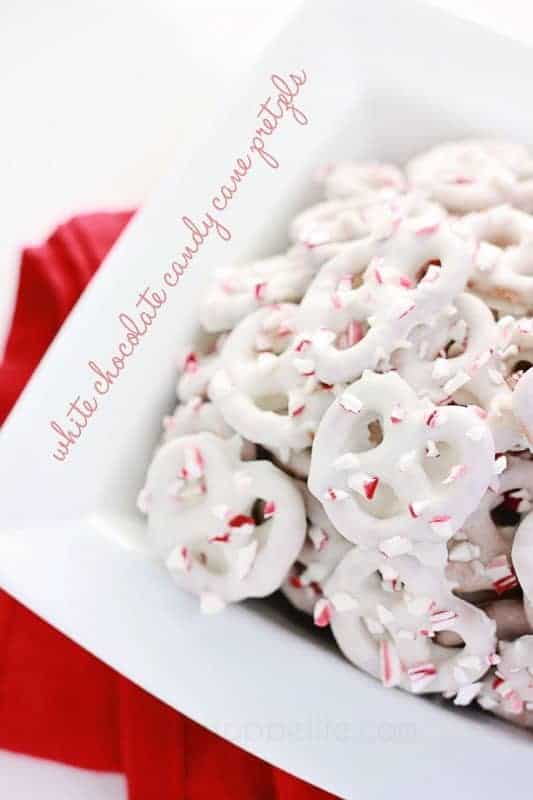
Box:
1, 0, 532, 796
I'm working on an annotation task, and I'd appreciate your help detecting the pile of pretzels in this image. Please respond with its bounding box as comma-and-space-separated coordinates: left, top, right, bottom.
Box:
138, 140, 533, 727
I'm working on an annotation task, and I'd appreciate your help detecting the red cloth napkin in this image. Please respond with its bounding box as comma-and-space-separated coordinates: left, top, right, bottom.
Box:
0, 212, 338, 800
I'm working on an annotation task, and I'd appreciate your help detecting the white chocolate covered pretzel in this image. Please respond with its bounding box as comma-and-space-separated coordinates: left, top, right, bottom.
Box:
199, 249, 317, 333
323, 548, 495, 695
296, 219, 473, 384
209, 304, 337, 457
281, 484, 351, 615
316, 161, 406, 202
308, 371, 495, 560
446, 456, 533, 596
459, 205, 533, 314
406, 140, 533, 214
138, 432, 306, 609
392, 293, 526, 453
289, 191, 444, 249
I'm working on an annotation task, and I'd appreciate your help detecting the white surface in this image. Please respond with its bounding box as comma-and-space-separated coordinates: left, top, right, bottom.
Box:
0, 751, 126, 800
2, 1, 533, 798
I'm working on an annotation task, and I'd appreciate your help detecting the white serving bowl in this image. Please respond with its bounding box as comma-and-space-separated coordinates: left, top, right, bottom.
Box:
1, 1, 532, 796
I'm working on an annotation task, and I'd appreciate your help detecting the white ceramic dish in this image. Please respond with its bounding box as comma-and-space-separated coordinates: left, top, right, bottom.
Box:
1, 1, 533, 796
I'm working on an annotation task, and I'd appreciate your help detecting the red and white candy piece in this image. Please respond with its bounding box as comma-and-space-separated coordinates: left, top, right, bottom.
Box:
139, 432, 306, 607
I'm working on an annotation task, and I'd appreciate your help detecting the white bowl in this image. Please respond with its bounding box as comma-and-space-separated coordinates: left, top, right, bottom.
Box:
1, 1, 533, 796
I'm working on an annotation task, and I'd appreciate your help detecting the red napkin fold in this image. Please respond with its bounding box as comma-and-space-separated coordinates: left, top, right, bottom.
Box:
0, 212, 338, 800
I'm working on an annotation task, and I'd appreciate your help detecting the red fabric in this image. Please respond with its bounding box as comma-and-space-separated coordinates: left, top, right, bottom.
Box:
0, 212, 338, 800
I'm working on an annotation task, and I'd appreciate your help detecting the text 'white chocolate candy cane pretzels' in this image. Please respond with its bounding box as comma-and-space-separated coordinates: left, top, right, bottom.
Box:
281, 483, 351, 616
322, 549, 495, 695
315, 161, 406, 202
478, 636, 533, 725
289, 191, 444, 250
296, 218, 473, 385
406, 140, 533, 214
209, 304, 337, 458
199, 248, 317, 333
308, 371, 495, 560
392, 293, 526, 453
459, 205, 533, 315
446, 455, 533, 596
138, 432, 306, 610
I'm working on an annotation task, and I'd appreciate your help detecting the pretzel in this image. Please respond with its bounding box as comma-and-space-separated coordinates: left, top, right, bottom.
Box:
138, 432, 306, 610
289, 191, 444, 250
478, 636, 533, 725
458, 206, 533, 314
296, 218, 473, 384
446, 456, 533, 596
198, 248, 317, 333
308, 370, 495, 561
392, 293, 526, 453
209, 304, 337, 457
406, 140, 533, 214
282, 484, 351, 615
315, 161, 406, 202
323, 548, 495, 695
